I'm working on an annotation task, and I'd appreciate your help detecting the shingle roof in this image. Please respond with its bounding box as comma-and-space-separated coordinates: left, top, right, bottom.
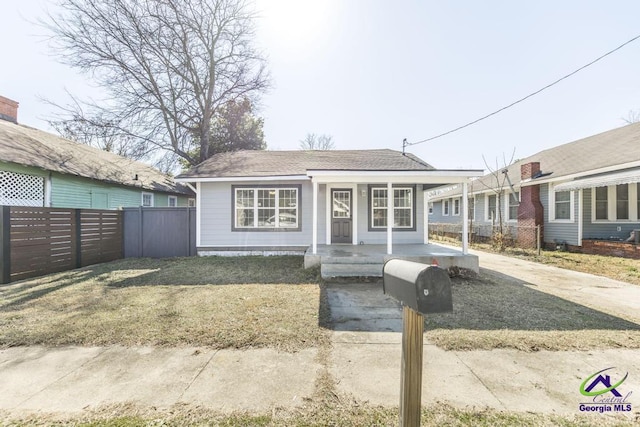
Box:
177, 149, 436, 178
0, 119, 191, 195
430, 121, 640, 200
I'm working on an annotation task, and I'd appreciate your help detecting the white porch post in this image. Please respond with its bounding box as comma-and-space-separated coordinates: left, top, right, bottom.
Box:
312, 180, 318, 254
462, 181, 469, 254
387, 182, 393, 255
577, 189, 583, 247
424, 191, 429, 244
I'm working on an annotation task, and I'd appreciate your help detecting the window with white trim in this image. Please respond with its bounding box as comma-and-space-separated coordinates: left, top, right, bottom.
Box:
487, 194, 497, 221
370, 186, 414, 229
188, 198, 196, 207
616, 184, 629, 220
142, 192, 154, 207
442, 199, 449, 216
591, 184, 639, 222
168, 196, 177, 207
234, 187, 299, 229
453, 198, 460, 216
554, 191, 571, 220
507, 192, 519, 221
594, 187, 608, 220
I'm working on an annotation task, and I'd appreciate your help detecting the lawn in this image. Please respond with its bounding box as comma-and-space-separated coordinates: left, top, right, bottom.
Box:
425, 274, 640, 351
430, 235, 640, 286
0, 256, 326, 352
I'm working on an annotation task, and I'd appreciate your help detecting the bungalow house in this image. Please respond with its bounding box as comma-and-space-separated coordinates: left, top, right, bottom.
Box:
176, 149, 483, 275
0, 96, 193, 208
428, 122, 640, 257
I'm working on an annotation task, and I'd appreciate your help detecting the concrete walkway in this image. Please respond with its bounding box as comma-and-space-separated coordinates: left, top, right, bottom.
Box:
1, 249, 640, 419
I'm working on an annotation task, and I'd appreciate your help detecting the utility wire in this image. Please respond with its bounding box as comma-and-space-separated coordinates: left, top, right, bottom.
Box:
405, 33, 640, 147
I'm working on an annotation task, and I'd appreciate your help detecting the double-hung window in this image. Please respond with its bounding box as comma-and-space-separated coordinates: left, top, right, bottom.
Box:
554, 191, 571, 220
443, 200, 450, 216
370, 186, 414, 229
487, 194, 497, 221
234, 186, 299, 229
453, 198, 460, 216
616, 184, 629, 220
142, 192, 154, 207
508, 192, 519, 221
594, 187, 608, 220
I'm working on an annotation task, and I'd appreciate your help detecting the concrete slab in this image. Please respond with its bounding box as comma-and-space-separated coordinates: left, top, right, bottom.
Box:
0, 346, 106, 410
15, 346, 210, 412
325, 282, 403, 332
456, 349, 640, 415
329, 342, 503, 408
180, 348, 319, 412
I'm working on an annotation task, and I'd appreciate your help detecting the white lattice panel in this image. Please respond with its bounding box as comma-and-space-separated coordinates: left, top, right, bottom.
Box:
0, 170, 45, 206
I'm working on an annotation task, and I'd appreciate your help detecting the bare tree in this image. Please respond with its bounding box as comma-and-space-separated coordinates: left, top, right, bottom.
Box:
299, 133, 335, 150
622, 109, 640, 124
43, 0, 270, 168
479, 149, 517, 251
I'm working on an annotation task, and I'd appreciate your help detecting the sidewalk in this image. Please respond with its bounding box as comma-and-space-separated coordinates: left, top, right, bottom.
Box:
1, 343, 638, 417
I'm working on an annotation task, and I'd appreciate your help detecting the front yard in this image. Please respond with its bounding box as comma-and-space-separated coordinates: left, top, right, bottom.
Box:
0, 256, 327, 352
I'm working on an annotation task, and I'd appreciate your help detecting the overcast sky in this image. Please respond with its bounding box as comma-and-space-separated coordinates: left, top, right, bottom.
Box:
2, 0, 640, 170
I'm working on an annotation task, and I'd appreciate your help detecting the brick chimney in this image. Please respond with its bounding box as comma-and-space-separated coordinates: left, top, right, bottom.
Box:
0, 96, 19, 123
517, 162, 544, 248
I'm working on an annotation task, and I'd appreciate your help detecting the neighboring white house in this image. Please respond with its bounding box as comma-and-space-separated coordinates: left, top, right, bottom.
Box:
429, 122, 640, 254
176, 149, 482, 256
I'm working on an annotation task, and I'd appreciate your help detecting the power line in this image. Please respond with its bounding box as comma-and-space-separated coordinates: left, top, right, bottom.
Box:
405, 33, 640, 147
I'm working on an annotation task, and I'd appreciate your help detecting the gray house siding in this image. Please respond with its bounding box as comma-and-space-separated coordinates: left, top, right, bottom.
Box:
199, 180, 314, 249
541, 184, 580, 246
582, 187, 640, 240
199, 180, 429, 250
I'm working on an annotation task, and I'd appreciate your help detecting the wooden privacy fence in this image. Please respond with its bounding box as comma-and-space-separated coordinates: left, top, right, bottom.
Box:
0, 206, 123, 284
123, 207, 196, 258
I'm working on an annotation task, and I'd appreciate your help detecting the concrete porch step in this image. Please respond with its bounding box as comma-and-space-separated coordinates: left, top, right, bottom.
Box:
321, 262, 383, 278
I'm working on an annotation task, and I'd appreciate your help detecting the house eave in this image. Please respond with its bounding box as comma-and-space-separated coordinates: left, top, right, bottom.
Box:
520, 159, 640, 187
175, 174, 310, 183
306, 169, 483, 184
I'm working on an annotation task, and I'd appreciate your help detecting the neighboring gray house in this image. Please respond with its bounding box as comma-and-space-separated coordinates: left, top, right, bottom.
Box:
429, 122, 640, 254
176, 149, 481, 256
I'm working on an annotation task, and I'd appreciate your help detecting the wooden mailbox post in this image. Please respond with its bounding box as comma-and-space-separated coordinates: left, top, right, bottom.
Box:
383, 259, 453, 427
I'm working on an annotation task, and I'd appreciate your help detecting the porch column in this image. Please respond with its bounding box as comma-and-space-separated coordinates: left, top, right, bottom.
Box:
577, 189, 583, 247
423, 191, 429, 244
387, 182, 393, 255
312, 180, 318, 254
462, 181, 469, 254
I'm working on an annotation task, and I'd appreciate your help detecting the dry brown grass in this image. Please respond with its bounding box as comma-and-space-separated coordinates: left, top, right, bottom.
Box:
431, 235, 640, 286
424, 274, 640, 351
0, 256, 326, 352
2, 401, 636, 427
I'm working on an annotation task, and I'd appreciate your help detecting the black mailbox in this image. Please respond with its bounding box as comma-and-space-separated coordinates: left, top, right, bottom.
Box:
383, 259, 453, 315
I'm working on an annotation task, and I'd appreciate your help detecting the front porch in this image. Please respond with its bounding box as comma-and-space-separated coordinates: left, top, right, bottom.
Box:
304, 243, 479, 278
